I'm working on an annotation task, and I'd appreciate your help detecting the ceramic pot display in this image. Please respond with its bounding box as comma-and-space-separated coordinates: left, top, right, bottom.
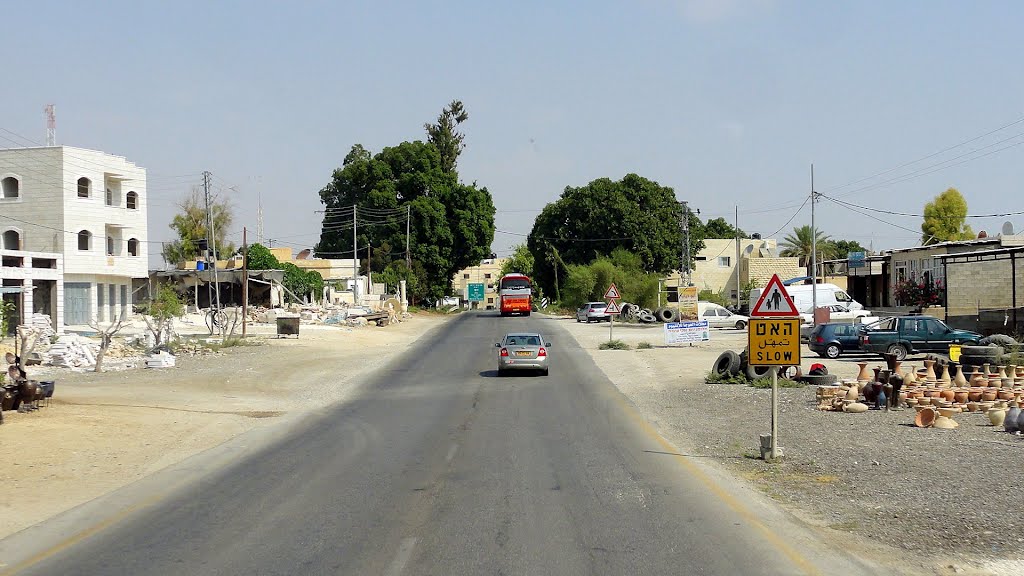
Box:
856, 362, 871, 382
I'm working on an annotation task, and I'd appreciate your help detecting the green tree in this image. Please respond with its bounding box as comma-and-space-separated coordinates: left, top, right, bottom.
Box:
527, 174, 704, 298
316, 103, 495, 303
424, 100, 469, 174
500, 244, 535, 278
701, 217, 747, 239
921, 187, 974, 244
246, 243, 281, 270
161, 190, 235, 266
830, 239, 868, 257
780, 225, 834, 277
141, 285, 184, 347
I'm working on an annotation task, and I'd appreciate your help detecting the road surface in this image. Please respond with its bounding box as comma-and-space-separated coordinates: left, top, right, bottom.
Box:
2, 312, 876, 575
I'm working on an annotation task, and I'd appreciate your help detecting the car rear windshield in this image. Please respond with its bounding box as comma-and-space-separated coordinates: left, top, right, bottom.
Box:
500, 278, 531, 290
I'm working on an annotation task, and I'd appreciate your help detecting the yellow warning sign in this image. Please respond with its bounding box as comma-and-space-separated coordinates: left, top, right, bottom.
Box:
748, 318, 802, 366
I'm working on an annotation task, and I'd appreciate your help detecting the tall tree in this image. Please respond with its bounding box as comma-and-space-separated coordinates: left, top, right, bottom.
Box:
701, 217, 747, 239
829, 239, 868, 257
500, 244, 535, 279
317, 116, 495, 303
425, 100, 469, 174
161, 189, 235, 266
527, 174, 704, 298
780, 225, 833, 277
921, 187, 974, 244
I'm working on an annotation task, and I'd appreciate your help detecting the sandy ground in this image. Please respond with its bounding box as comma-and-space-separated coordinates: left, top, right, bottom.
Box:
0, 313, 448, 540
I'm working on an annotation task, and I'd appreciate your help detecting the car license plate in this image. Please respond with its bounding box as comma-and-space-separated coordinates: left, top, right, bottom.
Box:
516, 351, 532, 357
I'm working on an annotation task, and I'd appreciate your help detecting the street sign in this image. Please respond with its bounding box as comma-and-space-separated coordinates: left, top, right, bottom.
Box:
467, 283, 485, 302
848, 251, 866, 269
750, 274, 800, 317
605, 300, 621, 314
748, 318, 802, 366
604, 283, 621, 300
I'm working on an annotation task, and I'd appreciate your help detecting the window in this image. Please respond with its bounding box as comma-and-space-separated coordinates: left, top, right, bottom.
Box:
78, 230, 92, 251
77, 177, 91, 198
484, 273, 491, 279
703, 308, 717, 317
127, 191, 138, 209
717, 256, 731, 267
717, 308, 731, 317
835, 291, 851, 303
463, 273, 470, 279
106, 188, 113, 206
1, 176, 19, 199
106, 236, 115, 256
1, 229, 20, 250
128, 238, 139, 256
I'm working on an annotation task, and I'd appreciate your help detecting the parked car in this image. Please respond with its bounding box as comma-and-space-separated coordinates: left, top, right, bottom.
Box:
808, 323, 866, 359
496, 332, 551, 375
860, 316, 981, 360
698, 302, 748, 329
576, 302, 610, 323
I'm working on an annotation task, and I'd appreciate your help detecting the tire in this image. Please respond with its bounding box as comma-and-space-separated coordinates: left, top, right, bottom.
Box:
639, 313, 657, 323
958, 354, 993, 369
801, 374, 839, 386
735, 320, 747, 330
654, 307, 672, 323
666, 308, 681, 323
524, 311, 531, 317
713, 351, 742, 378
739, 348, 749, 368
576, 317, 582, 323
745, 364, 776, 380
541, 368, 549, 377
825, 343, 841, 359
980, 334, 1018, 348
962, 345, 1003, 358
886, 343, 907, 362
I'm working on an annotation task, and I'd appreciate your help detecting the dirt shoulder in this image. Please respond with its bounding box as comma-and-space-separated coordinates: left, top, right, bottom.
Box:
0, 313, 448, 540
558, 316, 1024, 576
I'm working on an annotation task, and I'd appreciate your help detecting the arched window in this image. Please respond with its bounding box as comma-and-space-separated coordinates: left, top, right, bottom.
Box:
128, 238, 139, 256
106, 236, 115, 256
78, 230, 91, 251
2, 229, 21, 250
1, 176, 19, 199
77, 177, 91, 198
126, 191, 138, 210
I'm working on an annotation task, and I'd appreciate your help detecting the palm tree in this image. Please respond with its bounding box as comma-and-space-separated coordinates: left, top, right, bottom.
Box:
779, 225, 833, 278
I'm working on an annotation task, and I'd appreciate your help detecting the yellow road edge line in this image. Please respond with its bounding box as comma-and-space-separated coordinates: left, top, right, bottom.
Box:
614, 394, 824, 576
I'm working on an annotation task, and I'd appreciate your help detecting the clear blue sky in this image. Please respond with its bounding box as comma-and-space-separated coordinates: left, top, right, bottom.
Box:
3, 0, 1023, 268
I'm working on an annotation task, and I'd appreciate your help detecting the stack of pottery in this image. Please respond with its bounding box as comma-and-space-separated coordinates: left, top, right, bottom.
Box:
933, 406, 960, 429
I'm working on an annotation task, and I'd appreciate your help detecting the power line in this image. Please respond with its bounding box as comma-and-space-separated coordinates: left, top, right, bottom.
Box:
818, 195, 926, 241
764, 196, 811, 239
819, 193, 1024, 218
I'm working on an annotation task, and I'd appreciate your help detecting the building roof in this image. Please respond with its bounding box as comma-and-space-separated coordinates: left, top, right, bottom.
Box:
934, 245, 1024, 260
887, 238, 1000, 254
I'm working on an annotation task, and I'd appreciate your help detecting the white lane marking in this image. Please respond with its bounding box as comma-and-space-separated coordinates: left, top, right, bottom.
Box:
446, 443, 459, 463
385, 537, 418, 576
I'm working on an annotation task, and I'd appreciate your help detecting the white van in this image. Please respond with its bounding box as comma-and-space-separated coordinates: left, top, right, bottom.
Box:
697, 301, 749, 329
749, 283, 862, 314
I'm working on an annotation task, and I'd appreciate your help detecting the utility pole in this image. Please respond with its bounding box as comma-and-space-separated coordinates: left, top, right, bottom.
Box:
406, 204, 411, 270
352, 205, 359, 304
203, 171, 221, 313
810, 164, 817, 318
680, 201, 690, 288
735, 205, 742, 310
242, 227, 248, 337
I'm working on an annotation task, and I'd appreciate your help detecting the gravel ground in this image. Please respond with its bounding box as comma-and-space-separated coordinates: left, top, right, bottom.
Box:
558, 316, 1024, 575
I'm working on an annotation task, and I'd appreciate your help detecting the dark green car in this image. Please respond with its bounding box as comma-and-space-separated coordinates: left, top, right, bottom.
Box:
860, 316, 981, 360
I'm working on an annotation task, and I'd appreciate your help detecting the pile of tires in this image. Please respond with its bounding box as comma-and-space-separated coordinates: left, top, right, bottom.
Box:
653, 307, 680, 323
711, 349, 786, 381
958, 344, 1005, 371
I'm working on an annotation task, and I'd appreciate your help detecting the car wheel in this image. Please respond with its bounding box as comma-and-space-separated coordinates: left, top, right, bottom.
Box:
541, 368, 549, 377
825, 344, 841, 359
886, 343, 907, 362
735, 320, 747, 330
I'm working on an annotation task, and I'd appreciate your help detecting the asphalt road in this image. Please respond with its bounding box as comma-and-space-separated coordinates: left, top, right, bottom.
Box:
5, 312, 877, 575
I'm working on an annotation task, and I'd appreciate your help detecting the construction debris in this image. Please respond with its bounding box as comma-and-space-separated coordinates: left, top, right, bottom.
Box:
145, 351, 176, 369
47, 334, 99, 369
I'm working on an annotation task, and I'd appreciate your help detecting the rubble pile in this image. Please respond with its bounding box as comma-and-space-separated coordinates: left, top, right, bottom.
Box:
31, 314, 56, 340
46, 335, 99, 369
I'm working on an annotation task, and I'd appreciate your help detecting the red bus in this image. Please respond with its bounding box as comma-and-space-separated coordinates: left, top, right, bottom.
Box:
499, 274, 532, 316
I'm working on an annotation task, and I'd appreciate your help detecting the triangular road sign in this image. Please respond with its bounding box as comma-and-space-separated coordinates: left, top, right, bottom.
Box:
750, 274, 800, 317
604, 283, 621, 300
605, 300, 621, 314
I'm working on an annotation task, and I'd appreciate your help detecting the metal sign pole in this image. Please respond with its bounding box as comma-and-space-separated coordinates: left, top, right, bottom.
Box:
771, 368, 779, 460
609, 314, 613, 343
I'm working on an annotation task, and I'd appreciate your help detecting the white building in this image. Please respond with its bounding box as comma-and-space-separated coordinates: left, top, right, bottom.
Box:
0, 146, 147, 326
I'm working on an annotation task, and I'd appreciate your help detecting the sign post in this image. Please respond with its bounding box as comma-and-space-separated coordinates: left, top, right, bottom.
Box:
604, 283, 621, 343
748, 274, 801, 461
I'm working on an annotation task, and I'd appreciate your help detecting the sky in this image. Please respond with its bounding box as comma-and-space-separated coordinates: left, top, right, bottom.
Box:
2, 0, 1023, 269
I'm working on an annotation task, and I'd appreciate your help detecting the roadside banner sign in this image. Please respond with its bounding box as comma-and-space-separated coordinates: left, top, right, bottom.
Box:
605, 300, 621, 314
664, 320, 710, 345
750, 274, 799, 317
604, 283, 621, 300
679, 286, 698, 320
748, 318, 802, 366
467, 283, 485, 302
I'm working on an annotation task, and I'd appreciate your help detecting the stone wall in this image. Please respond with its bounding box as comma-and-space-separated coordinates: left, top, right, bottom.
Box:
944, 256, 1024, 334
744, 257, 803, 288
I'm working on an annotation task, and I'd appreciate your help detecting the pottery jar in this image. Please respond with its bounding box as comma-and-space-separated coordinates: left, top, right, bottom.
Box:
988, 408, 1007, 427
953, 365, 968, 387
856, 362, 871, 382
954, 389, 968, 404
968, 388, 984, 402
982, 389, 998, 402
924, 359, 937, 382
1005, 405, 1021, 433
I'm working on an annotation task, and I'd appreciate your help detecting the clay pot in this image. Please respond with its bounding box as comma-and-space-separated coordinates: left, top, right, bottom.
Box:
872, 367, 881, 382
924, 359, 937, 382
856, 362, 871, 382
844, 402, 869, 413
846, 386, 859, 401
914, 406, 936, 427
967, 401, 979, 412
930, 397, 944, 407
933, 415, 959, 429
983, 389, 998, 402
982, 363, 992, 376
938, 364, 952, 387
988, 407, 1007, 427
968, 388, 984, 402
937, 406, 959, 418
903, 366, 918, 385
1016, 409, 1024, 433
909, 388, 924, 399
998, 365, 1008, 379
999, 389, 1015, 401
953, 365, 968, 387
940, 389, 956, 402
970, 369, 986, 387
1007, 365, 1018, 381
989, 375, 1002, 389
954, 389, 969, 404
1005, 405, 1021, 432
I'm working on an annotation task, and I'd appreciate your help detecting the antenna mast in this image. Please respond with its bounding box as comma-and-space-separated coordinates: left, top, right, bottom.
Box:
44, 104, 56, 146
257, 192, 265, 244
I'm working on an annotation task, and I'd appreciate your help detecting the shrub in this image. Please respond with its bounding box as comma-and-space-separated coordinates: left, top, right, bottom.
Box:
637, 341, 653, 349
599, 339, 631, 350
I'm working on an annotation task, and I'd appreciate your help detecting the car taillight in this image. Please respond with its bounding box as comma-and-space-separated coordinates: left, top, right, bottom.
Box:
538, 347, 547, 357
500, 348, 509, 357
816, 336, 824, 344
862, 335, 869, 343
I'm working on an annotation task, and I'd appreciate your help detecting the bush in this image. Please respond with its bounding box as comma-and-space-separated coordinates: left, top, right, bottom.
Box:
599, 339, 631, 350
637, 341, 653, 349
698, 289, 729, 306
749, 377, 806, 389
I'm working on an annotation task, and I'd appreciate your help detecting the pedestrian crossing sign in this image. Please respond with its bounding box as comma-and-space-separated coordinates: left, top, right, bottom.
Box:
749, 274, 799, 317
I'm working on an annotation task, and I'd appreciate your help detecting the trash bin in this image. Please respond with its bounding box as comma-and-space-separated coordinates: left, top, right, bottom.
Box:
949, 344, 962, 363
276, 316, 300, 338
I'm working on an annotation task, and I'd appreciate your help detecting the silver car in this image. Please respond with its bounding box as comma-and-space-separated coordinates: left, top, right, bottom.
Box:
576, 302, 610, 323
496, 332, 551, 376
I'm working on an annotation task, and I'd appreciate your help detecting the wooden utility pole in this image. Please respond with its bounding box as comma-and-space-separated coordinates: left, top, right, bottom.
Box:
242, 227, 248, 337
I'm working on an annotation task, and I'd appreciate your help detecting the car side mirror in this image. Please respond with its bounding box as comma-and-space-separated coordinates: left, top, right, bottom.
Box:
495, 343, 501, 348
546, 342, 552, 347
